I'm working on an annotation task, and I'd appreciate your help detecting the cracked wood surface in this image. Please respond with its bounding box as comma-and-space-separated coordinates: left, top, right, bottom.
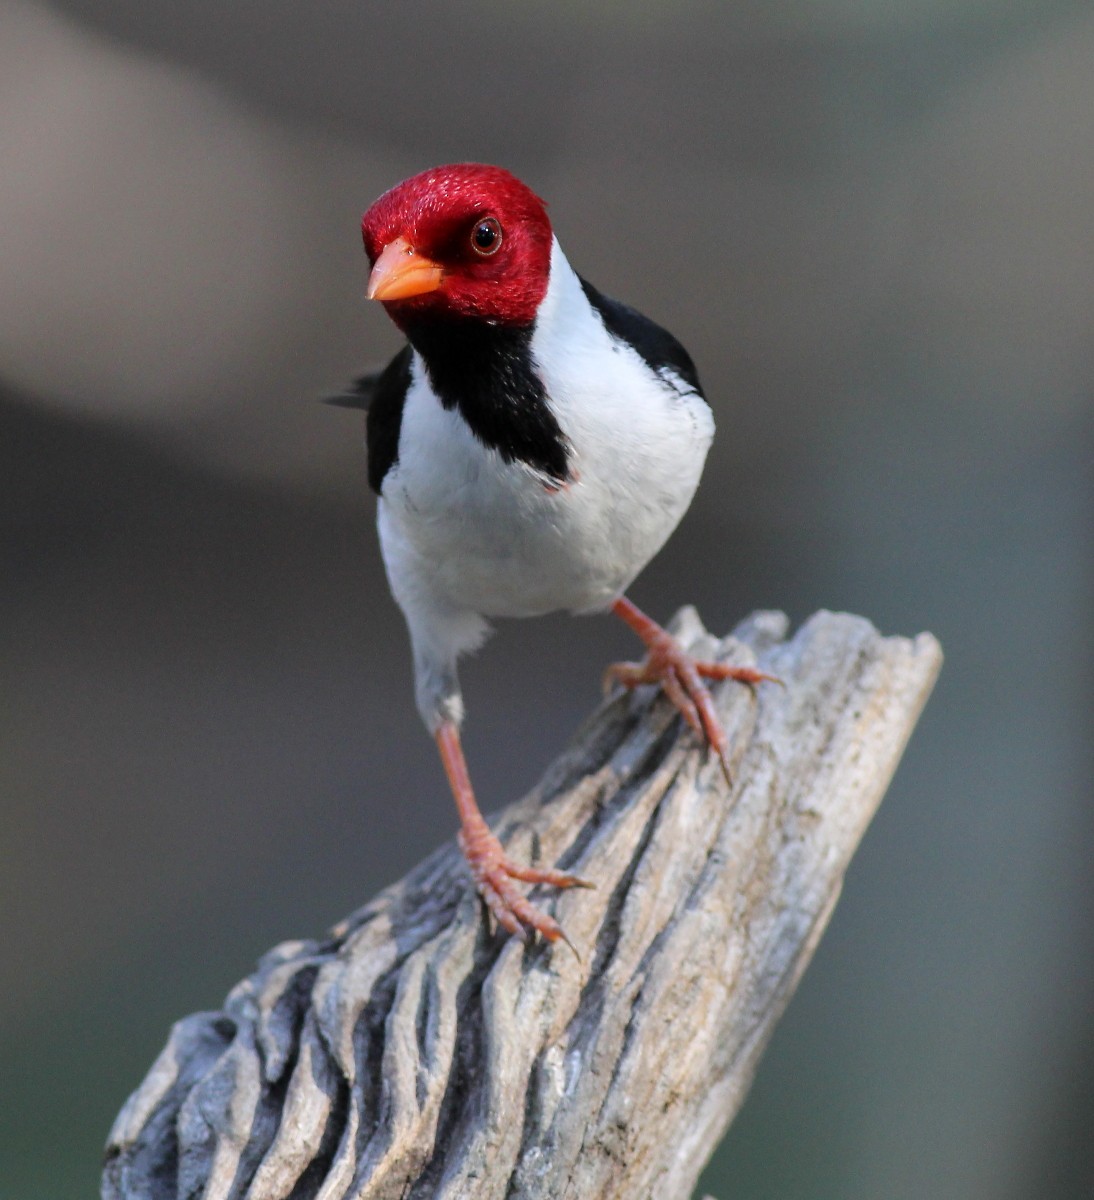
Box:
102, 609, 942, 1200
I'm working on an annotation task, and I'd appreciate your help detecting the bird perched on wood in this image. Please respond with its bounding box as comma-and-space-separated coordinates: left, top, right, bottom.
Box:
334, 163, 774, 946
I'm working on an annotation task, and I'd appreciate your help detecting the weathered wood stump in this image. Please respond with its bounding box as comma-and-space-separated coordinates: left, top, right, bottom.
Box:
103, 609, 941, 1200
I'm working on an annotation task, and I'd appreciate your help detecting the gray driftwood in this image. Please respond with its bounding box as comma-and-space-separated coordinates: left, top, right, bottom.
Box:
103, 609, 941, 1200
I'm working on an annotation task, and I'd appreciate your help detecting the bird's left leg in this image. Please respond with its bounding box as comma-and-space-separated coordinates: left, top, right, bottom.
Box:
435, 721, 591, 945
397, 572, 591, 943
605, 596, 779, 783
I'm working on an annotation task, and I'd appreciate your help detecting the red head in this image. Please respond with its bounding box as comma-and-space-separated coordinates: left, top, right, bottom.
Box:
361, 164, 553, 330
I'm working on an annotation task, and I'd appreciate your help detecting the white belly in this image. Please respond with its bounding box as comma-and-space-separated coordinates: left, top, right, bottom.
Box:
380, 347, 713, 620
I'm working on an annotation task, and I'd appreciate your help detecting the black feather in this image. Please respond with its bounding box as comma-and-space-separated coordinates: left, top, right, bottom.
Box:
406, 319, 571, 486
321, 372, 384, 410
579, 277, 704, 399
365, 346, 413, 493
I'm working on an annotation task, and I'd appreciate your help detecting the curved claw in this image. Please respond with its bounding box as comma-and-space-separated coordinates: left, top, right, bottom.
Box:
607, 597, 779, 786
602, 659, 643, 695
459, 828, 590, 945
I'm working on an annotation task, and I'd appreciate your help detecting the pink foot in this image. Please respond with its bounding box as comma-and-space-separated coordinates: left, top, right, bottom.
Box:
436, 721, 592, 947
459, 826, 591, 947
608, 598, 780, 784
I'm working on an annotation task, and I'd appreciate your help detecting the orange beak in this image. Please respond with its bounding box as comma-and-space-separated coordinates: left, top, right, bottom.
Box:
366, 237, 445, 301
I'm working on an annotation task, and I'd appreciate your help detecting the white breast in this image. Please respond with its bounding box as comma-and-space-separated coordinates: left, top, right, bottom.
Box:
378, 240, 713, 623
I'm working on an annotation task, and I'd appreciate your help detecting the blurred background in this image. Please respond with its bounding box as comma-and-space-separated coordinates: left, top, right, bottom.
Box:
2, 1, 1091, 1196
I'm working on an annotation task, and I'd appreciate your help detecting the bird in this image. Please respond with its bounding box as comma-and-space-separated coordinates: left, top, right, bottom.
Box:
337, 163, 774, 946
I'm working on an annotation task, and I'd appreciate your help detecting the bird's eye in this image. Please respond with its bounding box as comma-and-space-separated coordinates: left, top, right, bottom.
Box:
470, 217, 503, 256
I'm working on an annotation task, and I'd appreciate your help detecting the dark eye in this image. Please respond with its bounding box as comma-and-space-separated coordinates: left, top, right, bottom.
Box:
470, 217, 503, 256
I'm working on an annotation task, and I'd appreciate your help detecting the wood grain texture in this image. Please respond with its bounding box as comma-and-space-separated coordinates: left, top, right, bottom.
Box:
103, 609, 942, 1200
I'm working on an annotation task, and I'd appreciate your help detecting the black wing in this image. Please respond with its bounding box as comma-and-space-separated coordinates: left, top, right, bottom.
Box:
578, 277, 704, 399
364, 346, 412, 494
321, 371, 385, 410
323, 346, 413, 495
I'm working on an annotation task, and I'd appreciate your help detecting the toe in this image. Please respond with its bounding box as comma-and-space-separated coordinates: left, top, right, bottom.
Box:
695, 662, 780, 687
504, 861, 594, 889
479, 876, 529, 941
487, 872, 564, 942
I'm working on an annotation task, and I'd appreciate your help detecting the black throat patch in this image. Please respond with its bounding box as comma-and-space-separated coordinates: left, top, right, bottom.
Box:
406, 318, 571, 485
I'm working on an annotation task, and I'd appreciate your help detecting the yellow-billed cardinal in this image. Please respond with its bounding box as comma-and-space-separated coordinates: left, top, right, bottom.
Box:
337, 164, 774, 945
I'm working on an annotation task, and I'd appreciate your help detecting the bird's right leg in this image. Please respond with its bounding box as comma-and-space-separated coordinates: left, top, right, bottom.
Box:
434, 721, 591, 945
